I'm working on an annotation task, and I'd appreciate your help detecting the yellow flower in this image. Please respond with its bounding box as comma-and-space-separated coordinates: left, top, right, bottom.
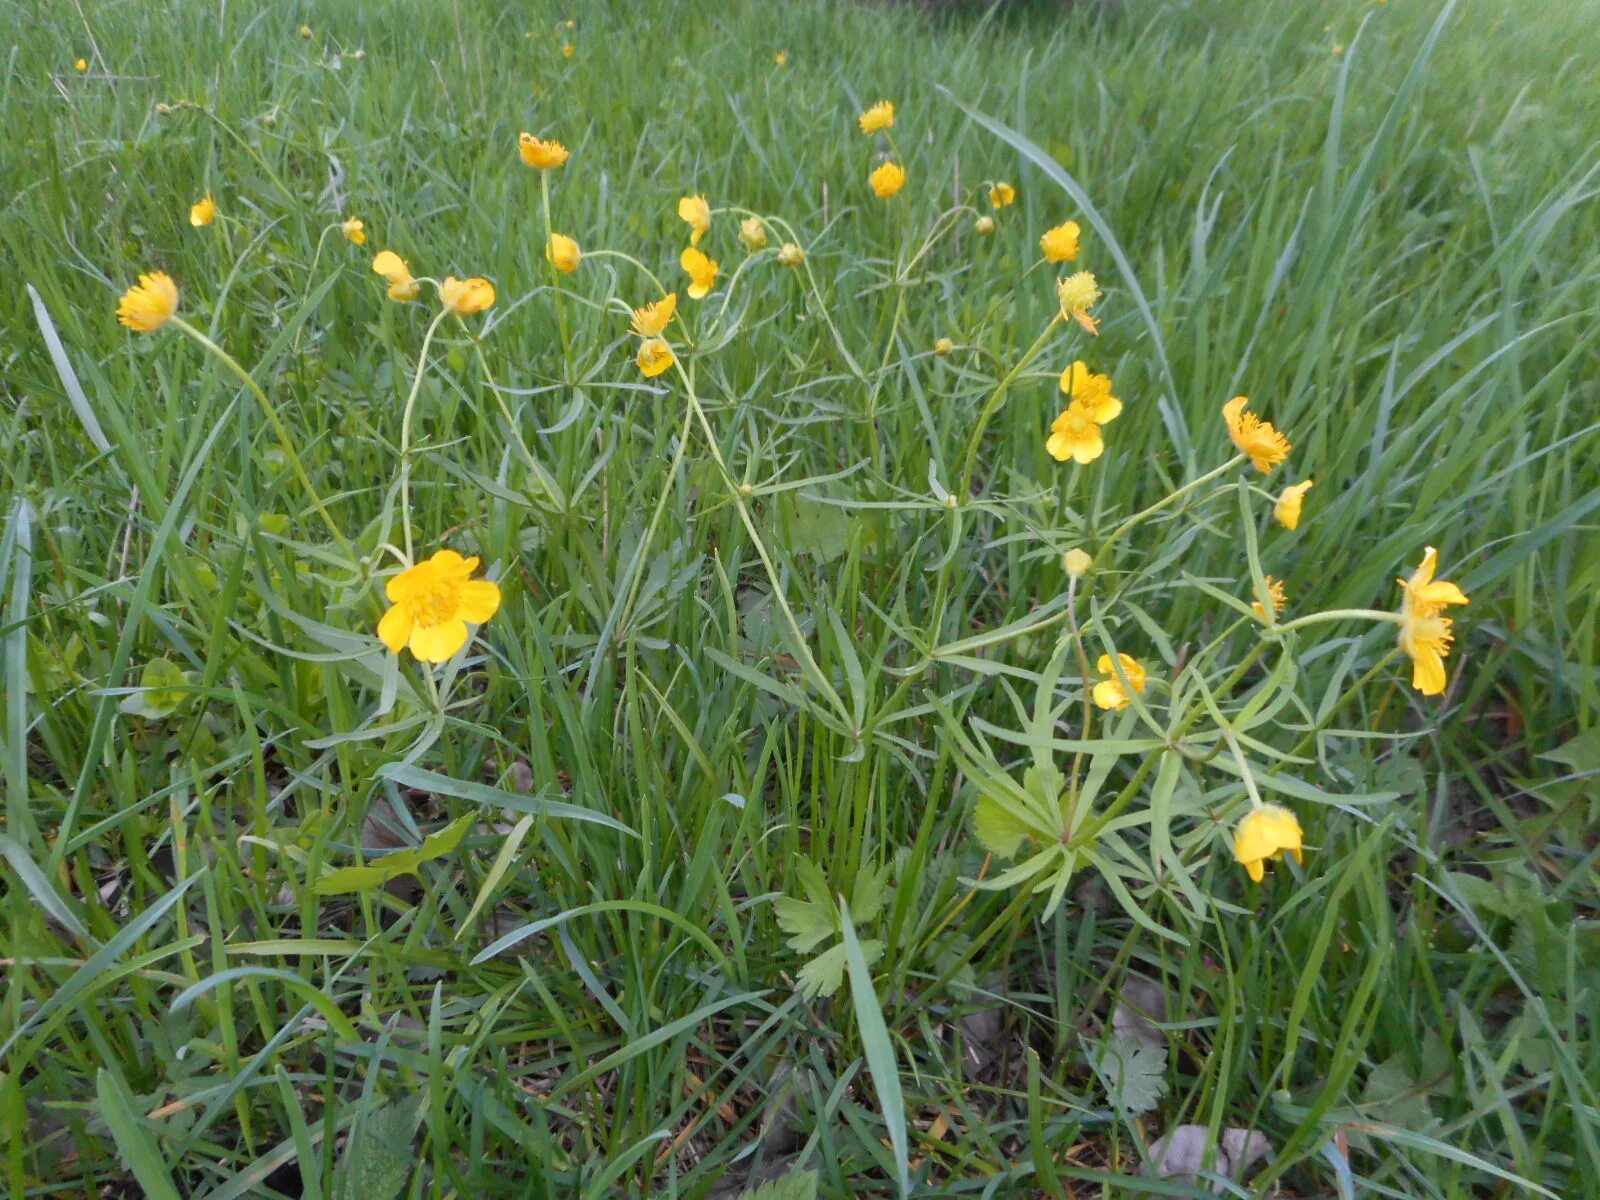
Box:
1222, 396, 1292, 474
858, 100, 895, 134
631, 293, 677, 337
1040, 220, 1081, 263
990, 181, 1016, 208
1275, 479, 1314, 530
189, 195, 216, 227
1233, 804, 1304, 883
298, 25, 312, 39
1046, 406, 1104, 465
740, 216, 768, 250
778, 243, 806, 267
934, 337, 954, 356
518, 133, 569, 170
1396, 547, 1469, 696
1056, 271, 1101, 334
1063, 548, 1093, 578
869, 161, 906, 198
546, 233, 581, 274
636, 337, 676, 378
377, 549, 501, 663
438, 276, 496, 316
680, 246, 720, 299
1091, 653, 1147, 711
1251, 575, 1288, 621
372, 250, 420, 303
775, 51, 789, 67
974, 215, 996, 236
562, 43, 575, 59
1059, 361, 1122, 424
117, 272, 179, 333
679, 194, 711, 246
74, 58, 88, 73
341, 217, 366, 246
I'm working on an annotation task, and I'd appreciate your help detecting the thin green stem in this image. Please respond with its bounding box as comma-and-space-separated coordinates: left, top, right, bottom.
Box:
1098, 454, 1246, 557
958, 315, 1062, 499
396, 307, 452, 562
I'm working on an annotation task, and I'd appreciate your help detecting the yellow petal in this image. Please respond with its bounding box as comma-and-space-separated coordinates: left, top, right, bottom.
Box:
377, 603, 413, 653
457, 579, 502, 624
410, 619, 470, 663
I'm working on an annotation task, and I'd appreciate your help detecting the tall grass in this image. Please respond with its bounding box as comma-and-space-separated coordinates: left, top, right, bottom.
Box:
1, 0, 1597, 1197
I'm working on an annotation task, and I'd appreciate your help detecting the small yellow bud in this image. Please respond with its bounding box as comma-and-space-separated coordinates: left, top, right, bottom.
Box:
1063, 549, 1093, 578
974, 215, 996, 236
934, 337, 954, 357
298, 24, 312, 39
777, 243, 805, 268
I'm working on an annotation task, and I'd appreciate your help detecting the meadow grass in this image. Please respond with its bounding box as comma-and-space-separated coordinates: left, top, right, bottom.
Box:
2, 0, 1598, 1196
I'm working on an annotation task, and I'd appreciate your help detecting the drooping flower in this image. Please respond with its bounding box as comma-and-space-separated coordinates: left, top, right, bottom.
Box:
990, 181, 1016, 208
1233, 804, 1304, 883
117, 272, 179, 333
934, 337, 954, 356
631, 292, 677, 337
1396, 547, 1469, 696
1056, 272, 1101, 334
341, 217, 366, 246
518, 133, 569, 170
974, 215, 995, 236
1091, 653, 1147, 711
1275, 479, 1314, 530
1045, 405, 1104, 464
858, 100, 895, 134
1251, 575, 1288, 621
438, 276, 496, 316
869, 161, 906, 198
778, 243, 805, 267
372, 250, 420, 302
1059, 361, 1122, 424
1040, 220, 1081, 263
190, 195, 216, 227
546, 233, 581, 274
740, 216, 768, 249
636, 337, 676, 378
680, 246, 719, 299
1222, 396, 1292, 474
678, 194, 711, 246
377, 549, 501, 664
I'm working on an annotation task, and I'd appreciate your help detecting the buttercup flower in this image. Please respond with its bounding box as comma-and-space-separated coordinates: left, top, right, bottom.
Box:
1233, 804, 1304, 883
775, 51, 789, 67
870, 161, 906, 198
1222, 396, 1292, 473
934, 337, 954, 356
1056, 271, 1101, 334
341, 217, 366, 246
1091, 653, 1147, 711
858, 100, 895, 134
778, 242, 806, 267
636, 337, 676, 378
1275, 479, 1314, 530
117, 272, 179, 333
519, 133, 570, 170
562, 43, 575, 59
631, 292, 677, 337
1251, 575, 1288, 621
546, 233, 581, 274
190, 195, 216, 227
1059, 361, 1122, 424
1396, 546, 1469, 696
75, 58, 88, 73
438, 276, 496, 316
372, 250, 421, 302
679, 194, 711, 246
974, 215, 996, 236
1040, 220, 1081, 263
740, 216, 768, 249
377, 549, 501, 663
1046, 405, 1104, 464
990, 181, 1016, 208
680, 246, 719, 299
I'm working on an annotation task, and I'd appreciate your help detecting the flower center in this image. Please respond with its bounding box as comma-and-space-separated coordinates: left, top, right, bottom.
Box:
412, 585, 460, 627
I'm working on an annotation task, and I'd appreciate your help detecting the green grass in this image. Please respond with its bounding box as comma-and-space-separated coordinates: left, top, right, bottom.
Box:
2, 0, 1598, 1196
